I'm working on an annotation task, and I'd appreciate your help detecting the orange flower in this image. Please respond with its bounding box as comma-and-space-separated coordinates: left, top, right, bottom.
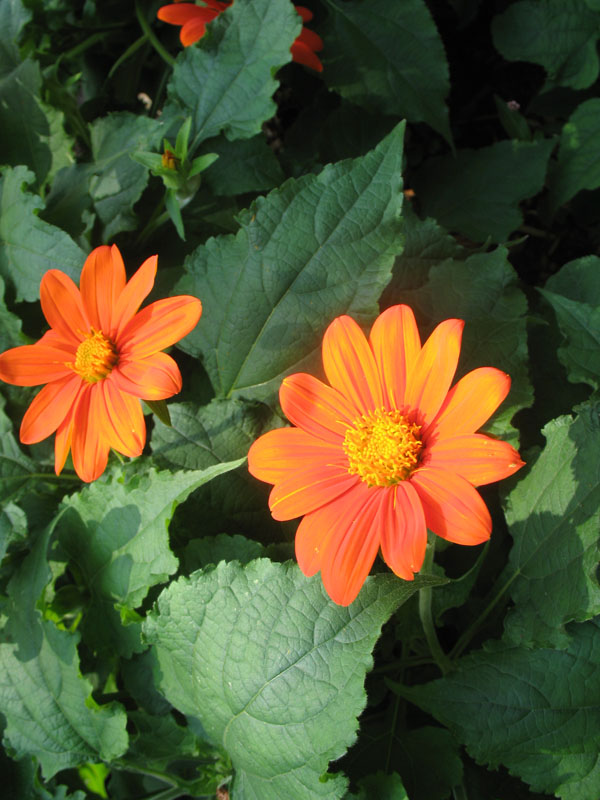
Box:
248, 306, 524, 606
0, 245, 202, 483
157, 1, 324, 72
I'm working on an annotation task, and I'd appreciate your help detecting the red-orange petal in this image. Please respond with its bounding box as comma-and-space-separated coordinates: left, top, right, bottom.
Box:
40, 270, 90, 345
0, 344, 73, 386
112, 352, 182, 400
80, 244, 126, 333
280, 372, 357, 443
290, 41, 323, 71
369, 304, 421, 410
422, 433, 524, 486
248, 427, 342, 485
269, 464, 358, 521
423, 367, 512, 443
295, 26, 323, 52
404, 318, 464, 428
295, 6, 313, 22
379, 482, 427, 580
319, 485, 384, 606
322, 315, 384, 415
180, 16, 210, 44
20, 374, 82, 444
99, 380, 146, 458
118, 295, 202, 359
411, 467, 491, 545
70, 385, 111, 482
112, 255, 158, 339
157, 3, 205, 24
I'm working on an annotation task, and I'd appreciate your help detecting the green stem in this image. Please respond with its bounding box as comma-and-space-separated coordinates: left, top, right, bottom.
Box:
135, 0, 175, 67
418, 535, 452, 675
108, 34, 149, 80
453, 781, 469, 800
58, 31, 107, 62
136, 199, 169, 245
449, 571, 518, 660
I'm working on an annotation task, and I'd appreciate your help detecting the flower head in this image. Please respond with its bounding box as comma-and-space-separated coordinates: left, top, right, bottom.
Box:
157, 1, 324, 72
0, 245, 202, 482
248, 306, 524, 606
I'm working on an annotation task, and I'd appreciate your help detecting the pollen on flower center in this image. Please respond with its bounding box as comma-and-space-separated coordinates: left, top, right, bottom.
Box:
343, 408, 422, 487
72, 329, 118, 383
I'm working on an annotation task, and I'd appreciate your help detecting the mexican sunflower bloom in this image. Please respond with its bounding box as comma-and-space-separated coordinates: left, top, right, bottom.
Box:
157, 0, 324, 72
248, 306, 524, 606
0, 245, 202, 483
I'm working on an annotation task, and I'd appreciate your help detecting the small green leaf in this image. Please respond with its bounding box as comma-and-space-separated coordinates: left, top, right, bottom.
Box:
402, 620, 600, 800
0, 166, 86, 302
502, 403, 600, 647
412, 138, 555, 242
346, 772, 408, 800
188, 152, 219, 178
144, 398, 172, 428
492, 0, 600, 90
321, 0, 451, 142
144, 561, 445, 800
199, 135, 284, 195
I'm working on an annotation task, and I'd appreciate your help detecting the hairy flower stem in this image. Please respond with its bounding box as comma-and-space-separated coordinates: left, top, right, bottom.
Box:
418, 534, 452, 675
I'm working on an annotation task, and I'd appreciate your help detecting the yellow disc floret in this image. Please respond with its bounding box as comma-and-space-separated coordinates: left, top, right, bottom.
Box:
72, 329, 118, 383
343, 408, 422, 487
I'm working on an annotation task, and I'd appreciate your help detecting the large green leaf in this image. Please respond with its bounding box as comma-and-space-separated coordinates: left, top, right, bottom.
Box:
165, 0, 300, 148
540, 255, 600, 388
0, 0, 31, 72
200, 134, 285, 196
321, 0, 451, 142
176, 122, 405, 400
57, 460, 244, 656
144, 561, 444, 800
546, 99, 600, 215
402, 620, 600, 800
411, 138, 555, 243
492, 0, 600, 90
90, 112, 164, 240
502, 404, 600, 647
0, 166, 85, 302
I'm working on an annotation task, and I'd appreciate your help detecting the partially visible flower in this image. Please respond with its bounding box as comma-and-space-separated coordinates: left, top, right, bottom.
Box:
0, 245, 202, 482
248, 305, 524, 606
157, 1, 324, 72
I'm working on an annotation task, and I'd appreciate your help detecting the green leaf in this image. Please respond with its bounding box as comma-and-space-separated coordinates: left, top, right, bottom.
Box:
0, 0, 31, 72
0, 166, 86, 301
176, 122, 405, 400
90, 112, 164, 239
402, 620, 600, 800
321, 0, 451, 142
0, 394, 37, 506
0, 618, 129, 779
412, 138, 555, 242
546, 98, 600, 215
346, 771, 408, 800
57, 460, 244, 656
182, 533, 266, 574
492, 0, 600, 90
502, 404, 600, 647
199, 135, 284, 196
144, 561, 444, 800
398, 246, 531, 442
0, 275, 26, 351
165, 0, 301, 148
540, 255, 600, 388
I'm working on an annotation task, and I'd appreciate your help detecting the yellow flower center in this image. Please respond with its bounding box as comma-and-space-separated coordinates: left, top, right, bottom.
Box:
72, 330, 118, 383
343, 408, 422, 487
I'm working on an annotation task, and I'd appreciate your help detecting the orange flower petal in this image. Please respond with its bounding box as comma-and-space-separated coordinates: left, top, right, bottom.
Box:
280, 372, 357, 443
295, 6, 313, 22
404, 318, 464, 428
379, 482, 427, 580
319, 485, 384, 606
424, 367, 511, 443
112, 352, 182, 400
157, 3, 206, 24
40, 270, 89, 345
423, 433, 524, 486
70, 386, 111, 482
118, 295, 202, 359
411, 467, 491, 545
112, 255, 158, 338
290, 41, 323, 71
180, 16, 211, 44
20, 374, 82, 444
269, 464, 357, 521
248, 427, 342, 484
80, 244, 126, 333
322, 316, 384, 415
98, 380, 146, 458
369, 304, 421, 410
296, 26, 323, 52
0, 344, 73, 386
